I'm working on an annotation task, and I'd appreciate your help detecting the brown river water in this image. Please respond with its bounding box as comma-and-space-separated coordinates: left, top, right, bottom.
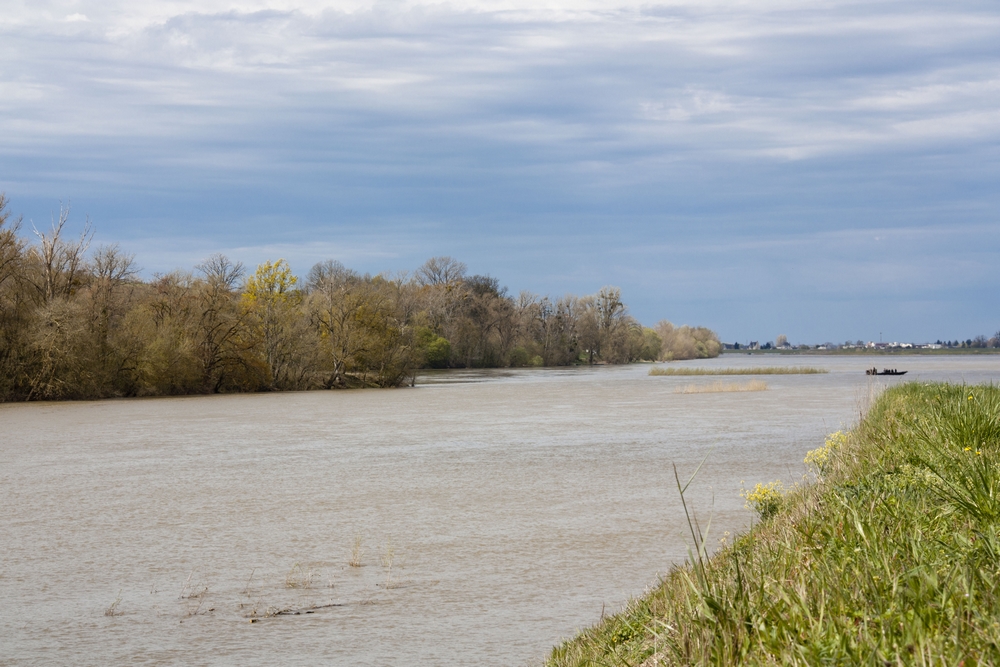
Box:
3, 355, 999, 666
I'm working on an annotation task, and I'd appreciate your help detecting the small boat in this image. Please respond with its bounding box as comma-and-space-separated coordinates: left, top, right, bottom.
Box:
865, 368, 907, 376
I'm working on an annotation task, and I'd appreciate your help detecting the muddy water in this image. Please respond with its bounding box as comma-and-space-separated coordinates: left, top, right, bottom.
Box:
3, 355, 999, 666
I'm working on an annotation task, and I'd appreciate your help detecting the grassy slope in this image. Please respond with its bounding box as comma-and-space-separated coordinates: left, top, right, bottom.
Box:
548, 383, 1000, 666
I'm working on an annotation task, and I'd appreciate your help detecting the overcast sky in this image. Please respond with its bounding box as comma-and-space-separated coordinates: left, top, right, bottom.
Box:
2, 0, 998, 343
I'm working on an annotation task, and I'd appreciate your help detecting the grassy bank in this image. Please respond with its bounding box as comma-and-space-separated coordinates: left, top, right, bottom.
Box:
650, 366, 827, 376
548, 382, 1000, 665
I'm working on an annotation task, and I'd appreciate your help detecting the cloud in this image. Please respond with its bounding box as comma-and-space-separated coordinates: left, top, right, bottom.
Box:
6, 1, 999, 157
1, 1, 998, 340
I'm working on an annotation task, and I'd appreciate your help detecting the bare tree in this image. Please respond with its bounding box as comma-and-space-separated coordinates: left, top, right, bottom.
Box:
415, 256, 467, 287
86, 244, 142, 392
196, 253, 245, 290
192, 254, 254, 392
307, 260, 367, 387
0, 193, 24, 294
31, 202, 93, 302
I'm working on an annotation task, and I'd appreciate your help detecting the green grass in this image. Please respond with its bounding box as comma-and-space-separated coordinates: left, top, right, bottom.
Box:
548, 382, 1000, 666
649, 366, 828, 376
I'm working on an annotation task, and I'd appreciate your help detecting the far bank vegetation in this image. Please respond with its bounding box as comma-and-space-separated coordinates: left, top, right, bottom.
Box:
0, 195, 720, 400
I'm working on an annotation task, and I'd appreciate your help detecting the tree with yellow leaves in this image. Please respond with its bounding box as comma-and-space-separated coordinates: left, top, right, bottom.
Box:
242, 259, 308, 389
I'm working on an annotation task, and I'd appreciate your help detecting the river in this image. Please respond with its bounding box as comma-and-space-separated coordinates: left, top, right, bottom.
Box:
3, 354, 999, 665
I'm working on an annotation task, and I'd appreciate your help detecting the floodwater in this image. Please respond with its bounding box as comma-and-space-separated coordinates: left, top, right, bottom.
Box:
2, 355, 999, 666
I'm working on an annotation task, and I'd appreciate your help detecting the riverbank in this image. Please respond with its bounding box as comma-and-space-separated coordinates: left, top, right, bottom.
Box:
547, 382, 1000, 665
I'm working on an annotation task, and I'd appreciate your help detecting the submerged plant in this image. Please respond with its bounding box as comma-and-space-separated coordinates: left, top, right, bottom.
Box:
285, 562, 316, 589
349, 533, 364, 568
104, 590, 124, 617
676, 380, 768, 394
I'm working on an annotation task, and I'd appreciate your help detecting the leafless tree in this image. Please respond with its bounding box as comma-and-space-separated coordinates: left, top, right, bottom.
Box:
196, 253, 244, 290
0, 193, 24, 294
415, 256, 466, 287
31, 202, 93, 302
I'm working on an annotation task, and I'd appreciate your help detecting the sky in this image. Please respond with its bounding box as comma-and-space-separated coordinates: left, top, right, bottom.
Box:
2, 0, 999, 344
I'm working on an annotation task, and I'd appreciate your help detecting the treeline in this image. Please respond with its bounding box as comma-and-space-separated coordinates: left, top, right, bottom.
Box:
0, 196, 720, 400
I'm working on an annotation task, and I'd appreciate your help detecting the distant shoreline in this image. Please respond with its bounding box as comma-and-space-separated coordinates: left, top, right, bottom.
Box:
721, 348, 1000, 356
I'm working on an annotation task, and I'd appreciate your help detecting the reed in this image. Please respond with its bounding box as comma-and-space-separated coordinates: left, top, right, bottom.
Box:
349, 533, 364, 568
548, 382, 1000, 665
676, 380, 768, 394
104, 590, 124, 617
285, 562, 316, 589
650, 366, 827, 376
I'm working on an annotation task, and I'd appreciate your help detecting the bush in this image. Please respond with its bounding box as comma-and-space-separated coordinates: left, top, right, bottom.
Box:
416, 327, 451, 368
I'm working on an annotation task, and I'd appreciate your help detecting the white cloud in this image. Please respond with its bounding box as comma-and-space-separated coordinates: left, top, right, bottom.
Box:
2, 0, 999, 341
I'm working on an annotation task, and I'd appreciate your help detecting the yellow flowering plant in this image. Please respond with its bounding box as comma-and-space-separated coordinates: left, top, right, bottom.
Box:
740, 480, 785, 520
804, 430, 848, 477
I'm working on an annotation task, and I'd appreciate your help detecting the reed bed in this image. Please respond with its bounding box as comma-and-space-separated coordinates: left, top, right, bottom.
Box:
650, 366, 827, 376
548, 382, 1000, 665
676, 380, 768, 394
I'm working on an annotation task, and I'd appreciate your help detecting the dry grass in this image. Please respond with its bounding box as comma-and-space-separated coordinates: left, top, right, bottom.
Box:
380, 538, 395, 569
676, 380, 768, 394
650, 366, 827, 376
284, 562, 316, 589
104, 590, 124, 617
381, 537, 401, 589
349, 533, 364, 567
179, 571, 208, 600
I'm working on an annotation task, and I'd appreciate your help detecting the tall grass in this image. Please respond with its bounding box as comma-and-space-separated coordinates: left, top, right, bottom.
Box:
650, 366, 827, 376
676, 380, 768, 394
548, 382, 1000, 665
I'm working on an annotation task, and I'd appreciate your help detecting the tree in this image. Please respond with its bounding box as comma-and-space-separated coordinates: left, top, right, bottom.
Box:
415, 256, 466, 287
190, 254, 260, 393
416, 326, 451, 368
307, 259, 368, 387
776, 334, 788, 348
83, 244, 144, 394
637, 327, 663, 361
0, 236, 730, 399
575, 287, 631, 364
242, 259, 307, 389
0, 193, 23, 296
29, 202, 93, 303
655, 320, 722, 360
0, 193, 29, 399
